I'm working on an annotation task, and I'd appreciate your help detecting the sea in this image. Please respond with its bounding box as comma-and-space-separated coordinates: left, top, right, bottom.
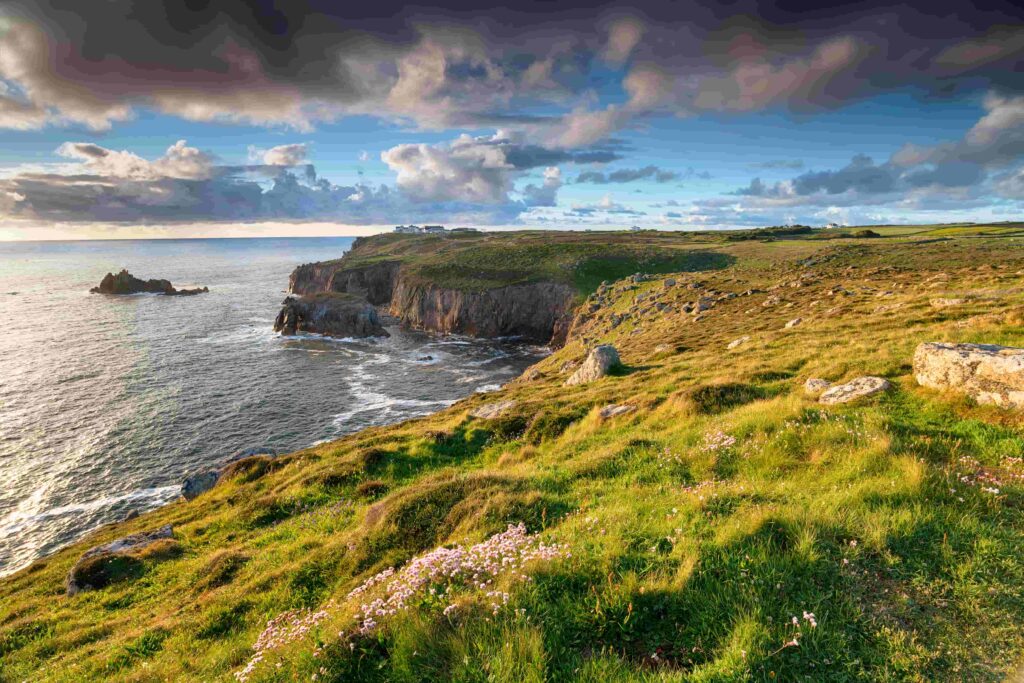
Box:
0, 237, 546, 577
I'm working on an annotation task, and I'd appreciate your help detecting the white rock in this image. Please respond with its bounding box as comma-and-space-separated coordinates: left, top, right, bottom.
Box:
914, 342, 1024, 409
727, 336, 750, 350
819, 376, 891, 404
930, 297, 967, 308
804, 378, 832, 396
565, 345, 621, 386
785, 317, 803, 329
599, 404, 634, 419
470, 400, 517, 419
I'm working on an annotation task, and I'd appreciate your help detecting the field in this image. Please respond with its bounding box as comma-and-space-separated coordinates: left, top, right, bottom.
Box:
4, 225, 1024, 681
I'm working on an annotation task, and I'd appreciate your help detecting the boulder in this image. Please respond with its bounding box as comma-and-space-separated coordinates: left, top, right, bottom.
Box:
181, 470, 219, 501
599, 404, 634, 419
819, 376, 891, 405
66, 525, 174, 596
727, 336, 750, 350
663, 278, 677, 288
90, 269, 208, 296
930, 298, 967, 309
785, 317, 803, 329
565, 345, 621, 386
470, 400, 517, 419
274, 293, 389, 338
913, 342, 1024, 408
804, 378, 832, 396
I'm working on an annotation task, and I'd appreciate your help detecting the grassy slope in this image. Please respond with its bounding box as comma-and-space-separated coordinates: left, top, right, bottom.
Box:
5, 228, 1024, 681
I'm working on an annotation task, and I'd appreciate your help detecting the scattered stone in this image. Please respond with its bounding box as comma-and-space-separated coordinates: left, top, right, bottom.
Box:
663, 278, 677, 288
914, 342, 1024, 409
599, 404, 634, 419
930, 297, 968, 309
90, 269, 208, 296
727, 336, 750, 350
819, 376, 891, 405
181, 471, 220, 501
565, 345, 621, 386
654, 343, 672, 354
470, 400, 518, 419
785, 317, 803, 329
520, 367, 541, 382
804, 378, 832, 396
66, 525, 174, 596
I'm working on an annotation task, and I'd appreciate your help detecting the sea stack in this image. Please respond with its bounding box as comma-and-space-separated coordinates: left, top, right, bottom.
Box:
274, 293, 389, 338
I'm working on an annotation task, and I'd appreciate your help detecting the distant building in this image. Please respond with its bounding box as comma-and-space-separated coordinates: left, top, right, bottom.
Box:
630, 225, 643, 232
423, 225, 446, 234
450, 227, 479, 233
826, 222, 841, 229
394, 225, 422, 234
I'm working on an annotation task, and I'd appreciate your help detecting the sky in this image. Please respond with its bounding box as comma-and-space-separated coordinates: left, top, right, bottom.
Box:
0, 0, 1023, 239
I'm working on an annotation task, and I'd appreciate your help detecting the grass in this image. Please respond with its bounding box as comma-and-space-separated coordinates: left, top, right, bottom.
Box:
4, 228, 1024, 680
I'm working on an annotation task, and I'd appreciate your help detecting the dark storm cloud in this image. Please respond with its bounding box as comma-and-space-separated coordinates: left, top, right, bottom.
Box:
1, 0, 1023, 136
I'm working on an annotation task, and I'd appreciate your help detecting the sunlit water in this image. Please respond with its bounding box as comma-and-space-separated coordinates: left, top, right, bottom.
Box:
0, 237, 545, 577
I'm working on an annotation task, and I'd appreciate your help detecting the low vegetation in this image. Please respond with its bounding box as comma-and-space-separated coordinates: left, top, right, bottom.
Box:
4, 225, 1024, 681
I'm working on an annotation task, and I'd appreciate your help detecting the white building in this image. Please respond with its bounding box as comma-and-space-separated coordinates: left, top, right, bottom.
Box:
423, 225, 446, 234
394, 225, 422, 234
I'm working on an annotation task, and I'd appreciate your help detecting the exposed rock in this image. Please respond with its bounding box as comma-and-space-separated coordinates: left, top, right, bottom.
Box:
804, 378, 832, 396
930, 297, 968, 309
654, 343, 672, 353
66, 525, 174, 595
470, 400, 517, 419
181, 471, 219, 501
520, 367, 541, 382
784, 317, 803, 329
90, 269, 208, 296
663, 278, 677, 288
599, 404, 634, 419
913, 342, 1024, 408
565, 345, 621, 386
274, 293, 389, 338
727, 336, 750, 350
819, 376, 891, 404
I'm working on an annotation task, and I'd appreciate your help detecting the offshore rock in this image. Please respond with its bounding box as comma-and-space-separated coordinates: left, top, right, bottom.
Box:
90, 269, 208, 295
274, 293, 389, 338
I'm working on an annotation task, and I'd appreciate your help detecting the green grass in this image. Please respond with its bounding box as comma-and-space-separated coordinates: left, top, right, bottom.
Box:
5, 230, 1024, 681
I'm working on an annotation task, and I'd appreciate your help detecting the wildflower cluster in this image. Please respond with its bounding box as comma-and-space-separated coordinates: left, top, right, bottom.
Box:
771, 610, 819, 656
235, 603, 337, 681
350, 523, 565, 635
952, 455, 1024, 497
235, 524, 565, 681
700, 430, 737, 452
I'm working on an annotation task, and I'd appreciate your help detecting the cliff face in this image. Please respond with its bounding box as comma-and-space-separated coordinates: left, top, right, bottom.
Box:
289, 261, 400, 305
389, 280, 576, 345
285, 254, 577, 344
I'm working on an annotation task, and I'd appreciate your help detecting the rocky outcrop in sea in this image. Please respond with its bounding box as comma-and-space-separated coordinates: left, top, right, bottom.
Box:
90, 269, 208, 296
274, 293, 389, 338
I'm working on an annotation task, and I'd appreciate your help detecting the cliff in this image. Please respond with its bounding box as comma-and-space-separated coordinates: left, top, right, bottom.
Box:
282, 232, 725, 345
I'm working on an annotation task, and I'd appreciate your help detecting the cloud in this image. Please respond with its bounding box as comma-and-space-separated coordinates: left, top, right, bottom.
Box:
567, 193, 645, 216
750, 159, 805, 170
521, 167, 562, 207
602, 17, 644, 66
258, 143, 309, 166
576, 165, 679, 184
56, 140, 215, 180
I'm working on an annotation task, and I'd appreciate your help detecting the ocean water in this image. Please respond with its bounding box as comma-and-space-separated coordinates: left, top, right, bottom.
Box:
0, 237, 545, 577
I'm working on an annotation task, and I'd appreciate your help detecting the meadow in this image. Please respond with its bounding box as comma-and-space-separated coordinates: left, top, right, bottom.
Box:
4, 226, 1024, 681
